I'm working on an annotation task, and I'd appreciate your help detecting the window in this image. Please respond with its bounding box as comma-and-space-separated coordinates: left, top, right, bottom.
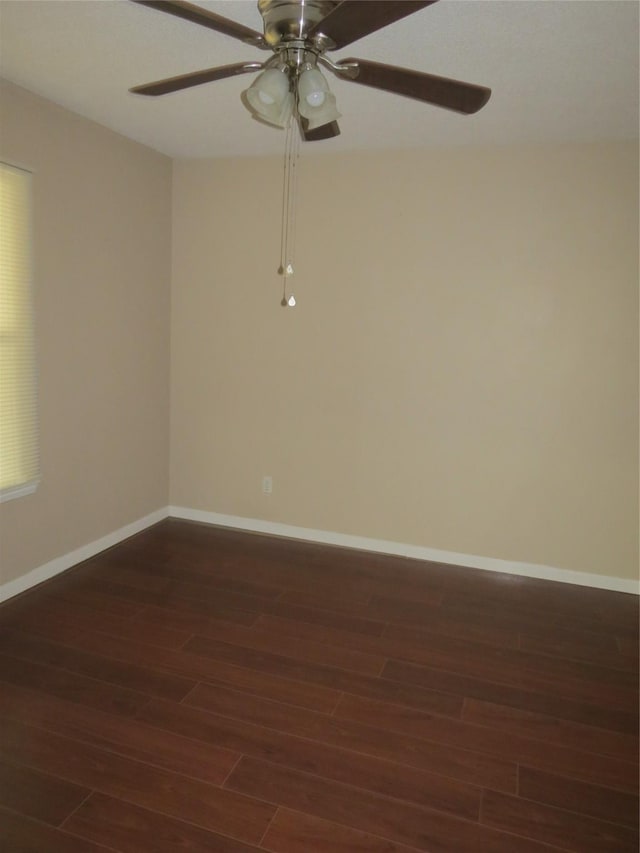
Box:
0, 161, 38, 501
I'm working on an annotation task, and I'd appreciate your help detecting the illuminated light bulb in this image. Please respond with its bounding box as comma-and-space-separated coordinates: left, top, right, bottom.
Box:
305, 90, 325, 107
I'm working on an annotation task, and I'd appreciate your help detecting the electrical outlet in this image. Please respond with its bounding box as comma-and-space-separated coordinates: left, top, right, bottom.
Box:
262, 475, 273, 496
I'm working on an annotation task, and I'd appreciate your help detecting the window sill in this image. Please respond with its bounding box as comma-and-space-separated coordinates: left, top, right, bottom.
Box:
0, 479, 39, 503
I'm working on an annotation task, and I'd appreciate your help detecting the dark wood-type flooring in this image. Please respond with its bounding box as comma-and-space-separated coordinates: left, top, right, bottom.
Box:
0, 519, 638, 853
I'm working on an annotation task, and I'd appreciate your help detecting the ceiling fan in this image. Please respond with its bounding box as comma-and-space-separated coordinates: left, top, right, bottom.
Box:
130, 0, 491, 141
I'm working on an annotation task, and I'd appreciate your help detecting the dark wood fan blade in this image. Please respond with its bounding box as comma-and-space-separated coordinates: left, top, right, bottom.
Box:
338, 58, 491, 114
308, 1, 437, 50
131, 1, 266, 47
298, 116, 341, 141
130, 62, 263, 96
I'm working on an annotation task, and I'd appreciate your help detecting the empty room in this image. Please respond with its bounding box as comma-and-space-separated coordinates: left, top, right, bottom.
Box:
0, 1, 638, 852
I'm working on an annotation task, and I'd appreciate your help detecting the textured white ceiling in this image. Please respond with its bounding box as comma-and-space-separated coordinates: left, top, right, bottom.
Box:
1, 0, 638, 158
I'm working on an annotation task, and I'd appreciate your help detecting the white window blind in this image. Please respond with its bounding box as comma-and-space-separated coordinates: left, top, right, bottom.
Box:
0, 161, 39, 501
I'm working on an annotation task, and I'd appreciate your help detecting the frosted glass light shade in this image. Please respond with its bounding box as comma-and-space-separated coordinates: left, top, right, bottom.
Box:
298, 68, 328, 106
297, 68, 341, 130
244, 68, 292, 127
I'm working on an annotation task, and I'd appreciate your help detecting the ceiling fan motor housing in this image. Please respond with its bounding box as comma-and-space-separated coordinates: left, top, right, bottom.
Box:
258, 0, 340, 47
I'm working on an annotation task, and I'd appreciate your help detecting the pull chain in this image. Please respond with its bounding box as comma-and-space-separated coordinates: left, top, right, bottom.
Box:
279, 112, 299, 307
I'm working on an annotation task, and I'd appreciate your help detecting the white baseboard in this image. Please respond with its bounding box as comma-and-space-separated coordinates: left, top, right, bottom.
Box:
0, 507, 169, 604
169, 505, 640, 595
2, 505, 637, 603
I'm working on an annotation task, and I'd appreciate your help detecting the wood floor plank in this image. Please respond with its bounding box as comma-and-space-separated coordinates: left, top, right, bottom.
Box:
1, 604, 191, 651
440, 592, 639, 641
64, 792, 266, 853
0, 808, 117, 853
382, 613, 520, 650
462, 697, 639, 761
254, 613, 392, 653
265, 599, 386, 637
194, 620, 387, 675
274, 587, 375, 614
163, 571, 283, 602
163, 579, 282, 615
0, 757, 90, 826
81, 565, 173, 594
382, 657, 638, 733
617, 635, 640, 658
45, 576, 265, 625
94, 560, 285, 601
481, 789, 638, 853
381, 630, 638, 708
173, 650, 343, 713
0, 652, 150, 717
255, 613, 518, 672
519, 625, 637, 670
182, 682, 517, 792
48, 576, 169, 607
0, 630, 196, 702
262, 808, 427, 853
0, 681, 240, 786
1, 596, 131, 635
226, 757, 559, 853
518, 766, 639, 829
29, 584, 145, 620
62, 606, 192, 650
38, 624, 343, 714
278, 585, 443, 614
388, 619, 634, 673
0, 718, 275, 844
364, 593, 469, 627
439, 572, 639, 621
255, 613, 636, 706
183, 634, 463, 718
135, 696, 482, 819
135, 601, 258, 630
31, 621, 185, 668
334, 693, 638, 792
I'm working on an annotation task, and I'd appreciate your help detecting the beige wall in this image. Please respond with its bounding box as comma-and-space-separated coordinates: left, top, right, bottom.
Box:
0, 81, 636, 587
171, 142, 639, 580
0, 81, 172, 585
